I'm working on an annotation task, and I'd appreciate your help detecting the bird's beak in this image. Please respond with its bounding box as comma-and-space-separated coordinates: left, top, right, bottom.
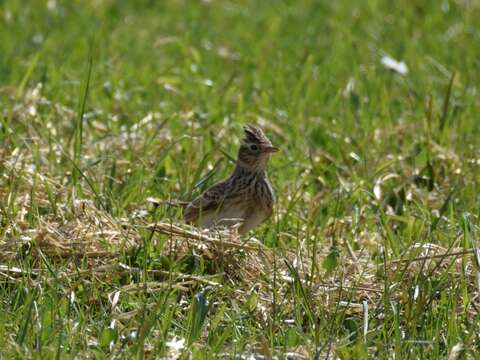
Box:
262, 146, 279, 154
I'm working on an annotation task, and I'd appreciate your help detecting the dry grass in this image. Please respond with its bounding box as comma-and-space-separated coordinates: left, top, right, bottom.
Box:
1, 101, 479, 355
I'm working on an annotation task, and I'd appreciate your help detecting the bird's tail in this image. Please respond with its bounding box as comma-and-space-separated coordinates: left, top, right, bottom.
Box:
146, 197, 189, 209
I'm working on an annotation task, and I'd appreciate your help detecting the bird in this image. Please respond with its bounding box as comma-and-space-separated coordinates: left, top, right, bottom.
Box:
184, 124, 278, 235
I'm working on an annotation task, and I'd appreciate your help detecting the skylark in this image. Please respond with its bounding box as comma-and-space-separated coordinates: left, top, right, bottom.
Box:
184, 124, 278, 234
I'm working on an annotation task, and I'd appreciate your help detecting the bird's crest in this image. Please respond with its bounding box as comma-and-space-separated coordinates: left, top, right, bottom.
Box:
243, 124, 271, 145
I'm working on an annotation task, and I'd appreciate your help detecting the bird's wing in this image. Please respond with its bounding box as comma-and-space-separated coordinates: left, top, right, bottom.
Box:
184, 180, 229, 223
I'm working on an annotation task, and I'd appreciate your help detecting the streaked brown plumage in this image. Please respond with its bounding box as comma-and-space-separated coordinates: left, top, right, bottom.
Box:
184, 124, 278, 234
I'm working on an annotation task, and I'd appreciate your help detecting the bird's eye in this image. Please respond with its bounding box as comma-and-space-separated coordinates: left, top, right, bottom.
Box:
250, 144, 258, 151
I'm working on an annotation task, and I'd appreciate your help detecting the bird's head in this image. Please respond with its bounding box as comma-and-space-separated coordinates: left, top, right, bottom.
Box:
237, 124, 278, 171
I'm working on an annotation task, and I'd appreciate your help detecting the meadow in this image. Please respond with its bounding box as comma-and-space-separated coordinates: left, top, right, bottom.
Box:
1, 0, 480, 358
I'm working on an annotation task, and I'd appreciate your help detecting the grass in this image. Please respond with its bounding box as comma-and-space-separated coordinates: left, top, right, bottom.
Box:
1, 0, 480, 358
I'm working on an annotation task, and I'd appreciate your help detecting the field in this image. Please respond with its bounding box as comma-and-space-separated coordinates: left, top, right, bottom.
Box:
1, 0, 480, 358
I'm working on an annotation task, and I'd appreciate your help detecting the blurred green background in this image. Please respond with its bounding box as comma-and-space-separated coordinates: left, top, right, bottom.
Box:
1, 0, 480, 357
